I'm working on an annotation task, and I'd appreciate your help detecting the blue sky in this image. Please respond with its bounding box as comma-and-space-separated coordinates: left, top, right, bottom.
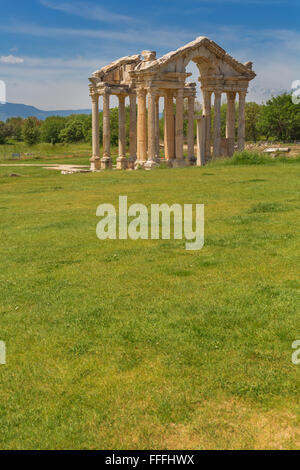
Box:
0, 0, 299, 109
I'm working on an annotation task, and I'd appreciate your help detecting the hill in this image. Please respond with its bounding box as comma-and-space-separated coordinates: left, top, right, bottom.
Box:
0, 102, 91, 121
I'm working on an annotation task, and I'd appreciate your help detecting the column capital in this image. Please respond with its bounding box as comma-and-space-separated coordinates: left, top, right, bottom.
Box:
147, 87, 158, 96
238, 90, 247, 99
176, 88, 184, 98
90, 92, 99, 103
226, 91, 237, 100
136, 87, 146, 98
201, 88, 213, 96
117, 94, 126, 103
101, 86, 111, 96
164, 89, 174, 98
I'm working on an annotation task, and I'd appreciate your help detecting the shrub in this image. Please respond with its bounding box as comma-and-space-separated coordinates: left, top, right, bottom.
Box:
22, 117, 40, 145
229, 151, 271, 165
41, 116, 67, 144
0, 121, 9, 144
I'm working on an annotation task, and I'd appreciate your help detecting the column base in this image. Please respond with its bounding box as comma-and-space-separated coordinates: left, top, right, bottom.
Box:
144, 159, 159, 170
134, 160, 147, 170
238, 141, 245, 152
228, 138, 235, 157
116, 156, 128, 170
101, 156, 112, 170
188, 156, 197, 166
172, 159, 187, 168
90, 156, 101, 171
128, 156, 137, 170
163, 159, 174, 168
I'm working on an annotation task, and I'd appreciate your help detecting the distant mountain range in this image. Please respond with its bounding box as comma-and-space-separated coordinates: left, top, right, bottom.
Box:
0, 102, 92, 121
0, 87, 288, 122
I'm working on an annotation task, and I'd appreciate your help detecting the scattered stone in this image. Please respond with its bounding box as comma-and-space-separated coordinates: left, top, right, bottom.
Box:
263, 147, 290, 153
9, 173, 21, 177
61, 169, 91, 175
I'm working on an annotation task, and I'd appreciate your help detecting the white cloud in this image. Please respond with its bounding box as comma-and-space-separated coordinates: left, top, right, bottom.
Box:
1, 18, 299, 108
0, 55, 24, 64
0, 22, 195, 49
40, 0, 137, 24
0, 55, 118, 109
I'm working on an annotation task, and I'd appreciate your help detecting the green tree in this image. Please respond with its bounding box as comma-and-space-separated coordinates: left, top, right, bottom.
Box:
0, 121, 9, 144
59, 117, 85, 143
258, 93, 300, 141
108, 107, 120, 147
5, 117, 23, 141
245, 102, 262, 142
22, 117, 40, 145
41, 116, 66, 144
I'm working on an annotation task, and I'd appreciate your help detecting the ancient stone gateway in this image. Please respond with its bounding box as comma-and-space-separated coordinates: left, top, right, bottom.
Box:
89, 36, 256, 171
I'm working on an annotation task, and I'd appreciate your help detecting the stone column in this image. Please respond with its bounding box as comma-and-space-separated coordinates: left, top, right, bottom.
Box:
164, 90, 175, 161
136, 88, 147, 168
174, 88, 185, 167
129, 93, 137, 168
196, 116, 206, 166
187, 95, 195, 165
213, 91, 222, 157
202, 89, 212, 160
155, 95, 160, 160
90, 92, 100, 171
101, 91, 112, 169
145, 89, 158, 169
238, 91, 246, 151
116, 95, 127, 169
226, 91, 236, 156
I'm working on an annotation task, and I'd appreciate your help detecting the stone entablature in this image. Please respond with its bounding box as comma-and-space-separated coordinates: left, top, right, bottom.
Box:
88, 36, 256, 170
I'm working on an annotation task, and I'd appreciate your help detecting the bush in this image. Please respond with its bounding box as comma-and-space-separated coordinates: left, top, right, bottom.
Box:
0, 121, 9, 144
258, 93, 300, 141
59, 118, 85, 143
226, 151, 300, 166
22, 117, 40, 146
229, 151, 272, 165
5, 117, 23, 141
41, 116, 67, 144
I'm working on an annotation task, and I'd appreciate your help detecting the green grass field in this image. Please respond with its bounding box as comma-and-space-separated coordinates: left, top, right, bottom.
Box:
0, 158, 300, 449
0, 141, 93, 166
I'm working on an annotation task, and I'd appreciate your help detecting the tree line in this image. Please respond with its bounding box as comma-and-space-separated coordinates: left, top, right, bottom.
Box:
0, 93, 299, 146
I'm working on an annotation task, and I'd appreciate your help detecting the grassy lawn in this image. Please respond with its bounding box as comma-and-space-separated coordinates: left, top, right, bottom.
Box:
0, 141, 93, 166
0, 160, 300, 449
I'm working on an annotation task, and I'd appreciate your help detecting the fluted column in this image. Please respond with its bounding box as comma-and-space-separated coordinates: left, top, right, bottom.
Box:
145, 89, 158, 169
202, 89, 212, 160
116, 95, 127, 169
226, 91, 236, 156
155, 95, 160, 159
174, 88, 184, 166
136, 88, 147, 168
164, 90, 175, 161
101, 90, 112, 169
213, 91, 222, 157
128, 93, 137, 169
90, 92, 100, 170
238, 91, 246, 151
196, 116, 206, 166
187, 95, 195, 164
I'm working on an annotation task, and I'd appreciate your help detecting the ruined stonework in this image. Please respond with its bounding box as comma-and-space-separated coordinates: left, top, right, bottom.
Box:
89, 37, 256, 170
